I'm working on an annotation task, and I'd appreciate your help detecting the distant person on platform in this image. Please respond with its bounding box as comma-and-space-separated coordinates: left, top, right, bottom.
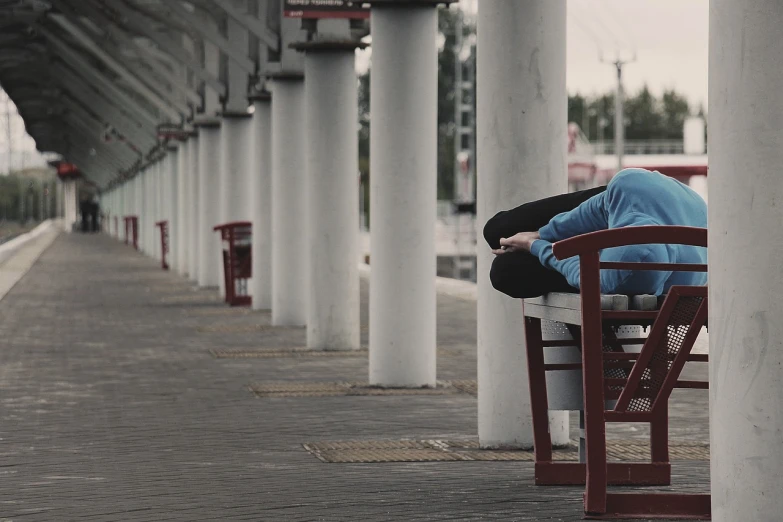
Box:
80, 196, 92, 233
483, 168, 707, 298
89, 197, 100, 233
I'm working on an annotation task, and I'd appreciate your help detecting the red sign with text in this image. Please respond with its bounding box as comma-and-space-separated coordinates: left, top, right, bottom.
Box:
284, 0, 369, 19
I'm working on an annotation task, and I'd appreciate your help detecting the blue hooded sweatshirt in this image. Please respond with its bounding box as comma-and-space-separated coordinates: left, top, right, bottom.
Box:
529, 168, 707, 295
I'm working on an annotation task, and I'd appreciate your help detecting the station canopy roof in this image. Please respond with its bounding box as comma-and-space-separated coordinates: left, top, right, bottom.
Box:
0, 0, 247, 189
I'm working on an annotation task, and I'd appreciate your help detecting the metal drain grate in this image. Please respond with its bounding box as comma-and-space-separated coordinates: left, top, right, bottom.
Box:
449, 380, 478, 395
197, 323, 302, 334
211, 348, 368, 359
146, 283, 195, 291
160, 294, 222, 304
303, 439, 710, 463
186, 308, 259, 317
249, 380, 478, 398
212, 348, 456, 359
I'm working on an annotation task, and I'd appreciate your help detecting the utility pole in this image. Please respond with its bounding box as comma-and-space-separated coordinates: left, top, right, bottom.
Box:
602, 53, 635, 171
452, 1, 477, 281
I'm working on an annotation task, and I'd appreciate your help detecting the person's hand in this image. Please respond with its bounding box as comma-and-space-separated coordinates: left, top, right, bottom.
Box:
492, 231, 540, 255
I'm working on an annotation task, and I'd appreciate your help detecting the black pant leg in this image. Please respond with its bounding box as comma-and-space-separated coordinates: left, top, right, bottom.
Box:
483, 185, 607, 298
490, 251, 577, 298
483, 185, 607, 249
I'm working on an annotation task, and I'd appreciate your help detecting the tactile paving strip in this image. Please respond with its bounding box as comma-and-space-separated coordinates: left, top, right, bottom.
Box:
211, 348, 368, 359
186, 308, 257, 317
160, 294, 223, 304
212, 348, 457, 359
449, 380, 478, 395
303, 439, 710, 463
249, 380, 478, 398
197, 323, 302, 334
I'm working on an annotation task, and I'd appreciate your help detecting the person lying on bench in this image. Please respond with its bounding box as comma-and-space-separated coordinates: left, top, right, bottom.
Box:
484, 168, 707, 299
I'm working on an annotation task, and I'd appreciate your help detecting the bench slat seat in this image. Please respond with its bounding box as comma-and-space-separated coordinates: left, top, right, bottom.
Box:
524, 292, 661, 324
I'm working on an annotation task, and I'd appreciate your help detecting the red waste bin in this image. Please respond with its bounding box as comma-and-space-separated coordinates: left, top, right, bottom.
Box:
155, 220, 169, 270
124, 216, 138, 250
213, 221, 252, 307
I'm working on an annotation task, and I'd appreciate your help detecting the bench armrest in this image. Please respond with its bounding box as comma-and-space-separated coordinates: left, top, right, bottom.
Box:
552, 226, 707, 261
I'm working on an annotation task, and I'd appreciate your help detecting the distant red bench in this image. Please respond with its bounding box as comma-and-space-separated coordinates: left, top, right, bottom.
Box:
155, 220, 169, 270
123, 216, 138, 250
213, 222, 252, 307
523, 226, 710, 520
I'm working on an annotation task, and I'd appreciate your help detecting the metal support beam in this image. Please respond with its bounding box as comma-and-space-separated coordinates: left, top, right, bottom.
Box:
208, 0, 278, 52
165, 1, 256, 75
61, 91, 155, 152
75, 0, 202, 106
108, 0, 226, 98
223, 14, 251, 112
47, 13, 182, 121
54, 72, 156, 149
51, 63, 156, 141
64, 116, 138, 167
62, 110, 140, 165
38, 25, 161, 128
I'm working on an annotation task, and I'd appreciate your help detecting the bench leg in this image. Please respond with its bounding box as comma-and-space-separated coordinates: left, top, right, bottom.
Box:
651, 408, 670, 465
524, 317, 553, 464
579, 253, 608, 516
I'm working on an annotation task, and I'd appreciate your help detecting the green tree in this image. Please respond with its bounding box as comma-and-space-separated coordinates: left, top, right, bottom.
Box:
660, 89, 691, 139
572, 86, 692, 142
568, 94, 589, 137
624, 85, 663, 140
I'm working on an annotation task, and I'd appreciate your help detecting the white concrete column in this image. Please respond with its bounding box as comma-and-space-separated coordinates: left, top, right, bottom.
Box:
130, 177, 138, 243
139, 169, 148, 254
116, 185, 124, 238
63, 180, 78, 232
197, 124, 221, 287
176, 140, 189, 275
218, 114, 253, 297
161, 155, 170, 262
167, 147, 179, 269
709, 2, 783, 519
148, 164, 155, 256
152, 161, 161, 259
188, 134, 200, 283
369, 6, 437, 386
270, 78, 307, 326
141, 168, 148, 253
303, 50, 360, 350
476, 0, 569, 448
134, 175, 142, 246
149, 164, 158, 257
154, 158, 164, 261
250, 97, 273, 311
147, 165, 155, 255
56, 179, 63, 220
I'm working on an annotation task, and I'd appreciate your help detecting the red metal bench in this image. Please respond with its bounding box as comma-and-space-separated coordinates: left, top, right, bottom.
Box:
213, 221, 252, 307
523, 226, 709, 519
155, 220, 169, 270
123, 216, 138, 250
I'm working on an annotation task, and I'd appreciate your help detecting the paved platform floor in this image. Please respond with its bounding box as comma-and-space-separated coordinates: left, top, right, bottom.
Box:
0, 233, 710, 521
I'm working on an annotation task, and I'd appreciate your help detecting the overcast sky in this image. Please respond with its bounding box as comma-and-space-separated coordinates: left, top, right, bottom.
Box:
357, 0, 709, 109
566, 0, 708, 107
